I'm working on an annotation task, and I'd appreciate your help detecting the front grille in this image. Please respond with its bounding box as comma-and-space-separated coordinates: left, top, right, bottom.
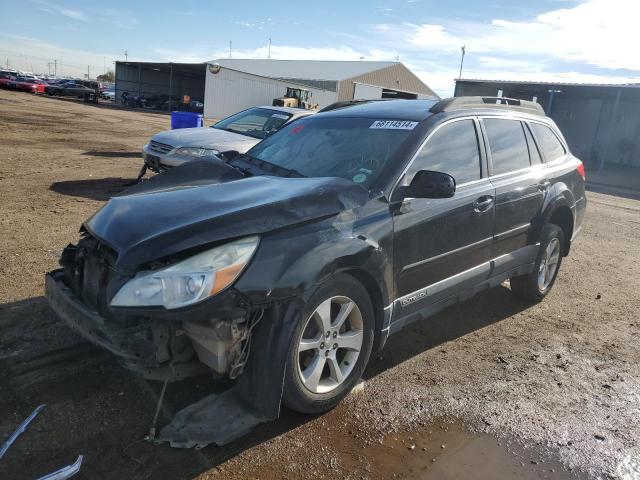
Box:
149, 140, 173, 154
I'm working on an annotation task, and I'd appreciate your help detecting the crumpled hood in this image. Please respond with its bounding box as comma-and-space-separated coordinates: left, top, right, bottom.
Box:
85, 160, 369, 270
151, 127, 260, 152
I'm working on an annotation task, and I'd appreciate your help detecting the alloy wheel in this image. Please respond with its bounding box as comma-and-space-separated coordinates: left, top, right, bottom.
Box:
296, 296, 364, 394
537, 237, 561, 292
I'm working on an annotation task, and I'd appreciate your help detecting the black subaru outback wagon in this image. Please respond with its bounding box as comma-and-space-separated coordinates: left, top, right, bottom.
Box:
45, 97, 586, 447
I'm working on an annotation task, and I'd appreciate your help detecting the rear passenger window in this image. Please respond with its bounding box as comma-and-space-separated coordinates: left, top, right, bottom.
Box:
408, 119, 481, 185
484, 118, 530, 175
530, 123, 566, 161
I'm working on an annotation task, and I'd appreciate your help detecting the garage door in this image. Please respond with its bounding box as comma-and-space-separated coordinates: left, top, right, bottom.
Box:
354, 83, 383, 100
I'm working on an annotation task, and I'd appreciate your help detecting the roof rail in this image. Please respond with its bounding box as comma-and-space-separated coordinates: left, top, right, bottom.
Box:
429, 96, 545, 116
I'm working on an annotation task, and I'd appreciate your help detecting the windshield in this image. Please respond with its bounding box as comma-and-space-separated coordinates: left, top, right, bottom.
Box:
246, 116, 416, 188
212, 107, 293, 140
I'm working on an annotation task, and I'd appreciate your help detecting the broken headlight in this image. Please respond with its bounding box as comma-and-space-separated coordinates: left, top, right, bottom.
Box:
110, 236, 259, 309
174, 147, 220, 158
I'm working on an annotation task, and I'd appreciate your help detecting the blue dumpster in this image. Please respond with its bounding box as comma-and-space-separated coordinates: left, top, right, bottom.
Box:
171, 111, 203, 129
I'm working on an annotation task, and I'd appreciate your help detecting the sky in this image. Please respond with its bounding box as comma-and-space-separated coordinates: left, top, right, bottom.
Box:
1, 0, 639, 96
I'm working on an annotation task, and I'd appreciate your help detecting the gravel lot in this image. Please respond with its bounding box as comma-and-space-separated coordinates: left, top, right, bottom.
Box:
0, 90, 638, 480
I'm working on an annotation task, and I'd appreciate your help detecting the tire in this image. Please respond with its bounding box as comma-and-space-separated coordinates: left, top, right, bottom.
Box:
510, 223, 564, 302
282, 274, 374, 414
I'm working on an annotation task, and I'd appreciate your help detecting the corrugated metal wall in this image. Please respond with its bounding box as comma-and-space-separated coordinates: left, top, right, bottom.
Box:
204, 68, 337, 119
338, 64, 437, 101
455, 81, 640, 169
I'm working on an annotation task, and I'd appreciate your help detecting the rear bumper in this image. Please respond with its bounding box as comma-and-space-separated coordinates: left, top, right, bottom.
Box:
572, 195, 586, 242
45, 270, 157, 364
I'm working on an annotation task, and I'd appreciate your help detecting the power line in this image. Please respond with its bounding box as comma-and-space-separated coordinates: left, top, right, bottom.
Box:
0, 48, 106, 70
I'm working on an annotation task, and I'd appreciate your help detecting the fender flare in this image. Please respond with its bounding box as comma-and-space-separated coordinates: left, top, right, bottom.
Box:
533, 187, 576, 254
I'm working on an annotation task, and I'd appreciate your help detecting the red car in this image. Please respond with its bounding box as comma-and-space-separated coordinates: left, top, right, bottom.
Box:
15, 78, 48, 93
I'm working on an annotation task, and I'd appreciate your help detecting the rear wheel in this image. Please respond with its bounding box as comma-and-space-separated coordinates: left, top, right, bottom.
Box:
510, 223, 564, 302
283, 274, 374, 414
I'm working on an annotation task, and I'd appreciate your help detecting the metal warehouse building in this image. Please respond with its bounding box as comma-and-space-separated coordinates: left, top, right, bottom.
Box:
203, 59, 438, 118
455, 79, 640, 173
115, 59, 437, 119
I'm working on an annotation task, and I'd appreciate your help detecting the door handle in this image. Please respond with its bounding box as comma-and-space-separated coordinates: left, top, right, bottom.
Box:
538, 180, 551, 191
473, 196, 494, 213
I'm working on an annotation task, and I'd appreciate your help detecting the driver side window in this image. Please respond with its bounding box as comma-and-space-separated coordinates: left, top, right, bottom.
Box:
406, 119, 481, 185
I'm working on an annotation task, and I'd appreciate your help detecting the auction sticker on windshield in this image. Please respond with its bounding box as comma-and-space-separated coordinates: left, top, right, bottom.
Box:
272, 113, 289, 120
370, 120, 418, 130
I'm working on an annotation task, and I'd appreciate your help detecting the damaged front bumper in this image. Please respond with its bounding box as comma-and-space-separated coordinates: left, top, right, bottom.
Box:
45, 267, 299, 449
45, 271, 155, 365
45, 268, 255, 382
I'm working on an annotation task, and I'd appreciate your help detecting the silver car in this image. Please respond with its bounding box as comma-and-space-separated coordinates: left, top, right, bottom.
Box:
141, 106, 313, 173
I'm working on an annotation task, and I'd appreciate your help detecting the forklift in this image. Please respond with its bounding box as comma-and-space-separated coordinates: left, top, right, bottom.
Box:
272, 87, 318, 110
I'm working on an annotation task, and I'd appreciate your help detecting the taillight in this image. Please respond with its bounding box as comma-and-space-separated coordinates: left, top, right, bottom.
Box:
576, 161, 586, 181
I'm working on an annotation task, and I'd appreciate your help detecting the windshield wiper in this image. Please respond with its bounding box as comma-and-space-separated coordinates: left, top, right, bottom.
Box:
222, 127, 245, 136
243, 154, 306, 178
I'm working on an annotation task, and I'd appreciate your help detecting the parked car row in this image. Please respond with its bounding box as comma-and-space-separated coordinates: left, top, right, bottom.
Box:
0, 69, 115, 101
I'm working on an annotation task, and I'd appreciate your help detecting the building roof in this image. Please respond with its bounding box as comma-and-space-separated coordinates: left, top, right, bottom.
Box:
208, 59, 399, 81
317, 99, 438, 121
456, 78, 640, 88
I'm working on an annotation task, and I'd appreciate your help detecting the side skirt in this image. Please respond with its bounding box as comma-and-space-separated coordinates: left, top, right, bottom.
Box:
387, 244, 538, 336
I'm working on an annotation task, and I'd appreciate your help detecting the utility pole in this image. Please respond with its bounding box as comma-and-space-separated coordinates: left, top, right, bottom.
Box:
229, 40, 232, 59
458, 45, 466, 79
87, 65, 90, 79
124, 50, 128, 62
268, 38, 271, 59
103, 57, 106, 75
47, 62, 51, 75
54, 59, 57, 76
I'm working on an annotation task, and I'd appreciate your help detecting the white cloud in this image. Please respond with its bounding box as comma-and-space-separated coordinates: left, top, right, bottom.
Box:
405, 0, 640, 71
476, 56, 545, 71
212, 44, 397, 62
0, 35, 121, 77
406, 24, 462, 52
34, 1, 138, 29
58, 8, 88, 21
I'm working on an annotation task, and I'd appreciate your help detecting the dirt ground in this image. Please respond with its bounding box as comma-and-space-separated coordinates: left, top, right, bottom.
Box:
1, 90, 639, 480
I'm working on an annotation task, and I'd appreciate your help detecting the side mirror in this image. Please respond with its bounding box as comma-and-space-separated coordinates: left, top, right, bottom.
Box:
406, 170, 456, 199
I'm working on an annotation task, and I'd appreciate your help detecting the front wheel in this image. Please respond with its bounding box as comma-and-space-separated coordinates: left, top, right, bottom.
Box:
282, 274, 374, 414
510, 223, 564, 302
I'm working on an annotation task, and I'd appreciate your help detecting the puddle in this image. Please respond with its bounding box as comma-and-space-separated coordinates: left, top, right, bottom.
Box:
345, 422, 574, 480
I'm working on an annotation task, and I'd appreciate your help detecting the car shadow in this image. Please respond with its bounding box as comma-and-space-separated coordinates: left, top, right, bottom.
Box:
0, 285, 531, 479
49, 177, 136, 201
83, 150, 141, 158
